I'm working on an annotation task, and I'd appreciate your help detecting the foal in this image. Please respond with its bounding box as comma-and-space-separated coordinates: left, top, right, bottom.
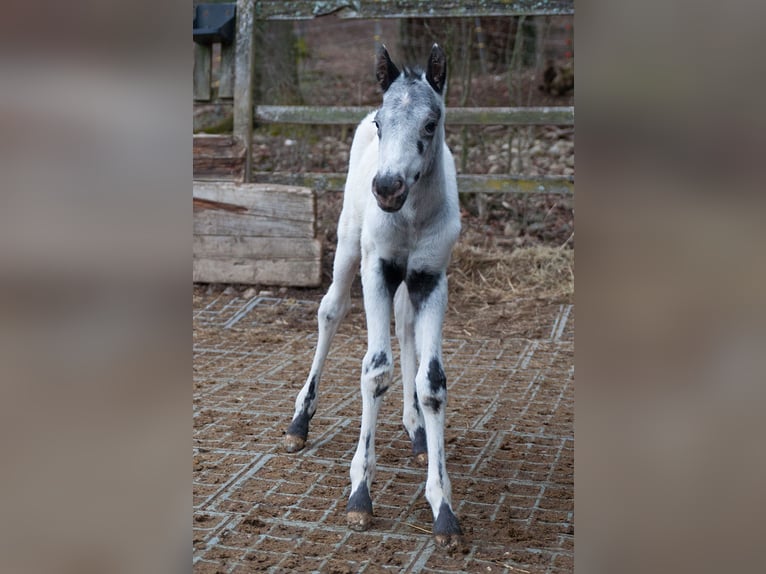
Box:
284, 44, 463, 549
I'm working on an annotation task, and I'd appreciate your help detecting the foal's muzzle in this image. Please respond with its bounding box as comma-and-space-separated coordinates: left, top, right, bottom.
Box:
372, 174, 408, 212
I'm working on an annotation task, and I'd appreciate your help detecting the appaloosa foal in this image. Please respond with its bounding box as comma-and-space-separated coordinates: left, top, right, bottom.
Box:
284, 44, 463, 548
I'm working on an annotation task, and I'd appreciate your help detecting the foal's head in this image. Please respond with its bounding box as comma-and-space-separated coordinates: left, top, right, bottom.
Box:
371, 44, 447, 213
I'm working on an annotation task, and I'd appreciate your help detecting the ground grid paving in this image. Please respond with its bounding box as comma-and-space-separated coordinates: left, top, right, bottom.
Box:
194, 291, 573, 573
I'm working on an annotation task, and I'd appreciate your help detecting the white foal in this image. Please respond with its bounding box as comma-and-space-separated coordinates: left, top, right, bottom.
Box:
284, 44, 463, 549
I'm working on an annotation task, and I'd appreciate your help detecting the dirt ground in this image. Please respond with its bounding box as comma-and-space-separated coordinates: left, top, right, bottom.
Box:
194, 13, 573, 574
193, 279, 572, 573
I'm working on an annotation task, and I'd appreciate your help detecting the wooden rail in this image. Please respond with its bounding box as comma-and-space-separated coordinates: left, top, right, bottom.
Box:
252, 1, 574, 19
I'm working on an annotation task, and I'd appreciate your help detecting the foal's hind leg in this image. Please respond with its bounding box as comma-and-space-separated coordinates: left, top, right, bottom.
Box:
284, 227, 360, 453
394, 284, 427, 466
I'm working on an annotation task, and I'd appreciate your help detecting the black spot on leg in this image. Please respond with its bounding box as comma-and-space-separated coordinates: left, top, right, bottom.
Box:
371, 351, 388, 370
406, 270, 441, 312
364, 351, 389, 374
380, 259, 405, 300
423, 397, 442, 413
413, 390, 421, 416
427, 358, 446, 393
374, 384, 389, 398
306, 375, 318, 401
286, 375, 318, 440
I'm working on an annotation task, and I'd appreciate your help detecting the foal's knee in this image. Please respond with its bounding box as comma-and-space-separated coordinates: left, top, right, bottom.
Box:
417, 357, 447, 414
318, 287, 350, 328
362, 350, 393, 396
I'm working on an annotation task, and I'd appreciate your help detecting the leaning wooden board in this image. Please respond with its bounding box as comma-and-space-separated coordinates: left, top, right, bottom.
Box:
193, 181, 322, 286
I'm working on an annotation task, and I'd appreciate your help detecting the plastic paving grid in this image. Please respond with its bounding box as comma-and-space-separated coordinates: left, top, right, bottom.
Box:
194, 294, 574, 573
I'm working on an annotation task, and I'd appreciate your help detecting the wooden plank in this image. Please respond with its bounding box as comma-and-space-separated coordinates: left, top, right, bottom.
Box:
194, 235, 321, 260
193, 43, 212, 101
234, 0, 256, 181
193, 181, 316, 238
253, 171, 574, 195
193, 254, 321, 286
193, 135, 245, 180
255, 105, 574, 126
252, 171, 348, 192
458, 174, 574, 194
255, 105, 374, 125
449, 107, 574, 126
252, 0, 574, 19
219, 43, 235, 99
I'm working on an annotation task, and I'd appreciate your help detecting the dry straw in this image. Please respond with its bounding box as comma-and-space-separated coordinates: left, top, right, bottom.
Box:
450, 243, 574, 307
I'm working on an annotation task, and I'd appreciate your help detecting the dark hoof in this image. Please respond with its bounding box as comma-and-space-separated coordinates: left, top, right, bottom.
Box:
433, 501, 463, 550
283, 433, 306, 453
414, 452, 428, 467
347, 511, 373, 531
434, 532, 465, 551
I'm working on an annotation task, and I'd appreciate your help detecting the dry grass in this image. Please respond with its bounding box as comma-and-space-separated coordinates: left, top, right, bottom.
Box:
444, 243, 573, 340
450, 243, 574, 306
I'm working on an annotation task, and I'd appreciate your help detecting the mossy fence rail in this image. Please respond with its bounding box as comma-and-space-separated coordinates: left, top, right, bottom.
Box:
193, 0, 575, 195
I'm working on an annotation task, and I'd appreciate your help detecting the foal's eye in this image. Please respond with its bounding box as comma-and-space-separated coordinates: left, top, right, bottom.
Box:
424, 121, 437, 135
373, 119, 381, 137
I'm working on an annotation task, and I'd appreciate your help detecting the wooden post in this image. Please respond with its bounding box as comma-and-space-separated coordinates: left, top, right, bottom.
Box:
233, 0, 255, 182
193, 44, 212, 101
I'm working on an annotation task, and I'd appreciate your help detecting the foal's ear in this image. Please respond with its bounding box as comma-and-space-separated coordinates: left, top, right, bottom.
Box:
376, 44, 400, 93
426, 43, 447, 95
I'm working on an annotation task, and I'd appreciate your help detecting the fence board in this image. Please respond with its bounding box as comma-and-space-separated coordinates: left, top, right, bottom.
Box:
193, 181, 316, 238
255, 105, 573, 126
194, 135, 246, 180
193, 236, 322, 286
194, 255, 322, 285
253, 0, 574, 19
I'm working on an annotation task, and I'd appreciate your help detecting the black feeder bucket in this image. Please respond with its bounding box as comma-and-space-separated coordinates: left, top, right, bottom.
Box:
193, 3, 236, 46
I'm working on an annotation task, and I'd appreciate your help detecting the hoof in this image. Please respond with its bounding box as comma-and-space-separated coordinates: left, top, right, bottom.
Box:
434, 532, 465, 551
433, 501, 463, 551
283, 433, 306, 453
414, 452, 428, 467
346, 511, 373, 531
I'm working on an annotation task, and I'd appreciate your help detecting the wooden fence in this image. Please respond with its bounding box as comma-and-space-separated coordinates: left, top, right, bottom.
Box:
193, 0, 575, 193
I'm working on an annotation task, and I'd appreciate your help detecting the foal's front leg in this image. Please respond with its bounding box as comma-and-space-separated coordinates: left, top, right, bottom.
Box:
284, 229, 359, 452
346, 257, 397, 531
407, 269, 464, 548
